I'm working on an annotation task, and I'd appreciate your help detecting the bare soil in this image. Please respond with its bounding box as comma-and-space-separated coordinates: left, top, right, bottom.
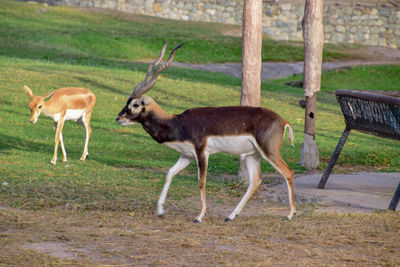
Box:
1, 198, 399, 266
1, 170, 399, 266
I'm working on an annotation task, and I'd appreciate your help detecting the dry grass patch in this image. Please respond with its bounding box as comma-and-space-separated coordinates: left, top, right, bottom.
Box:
1, 206, 399, 266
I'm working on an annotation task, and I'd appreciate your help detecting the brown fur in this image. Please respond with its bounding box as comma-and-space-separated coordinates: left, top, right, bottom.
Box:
117, 96, 296, 222
25, 86, 96, 164
115, 41, 295, 222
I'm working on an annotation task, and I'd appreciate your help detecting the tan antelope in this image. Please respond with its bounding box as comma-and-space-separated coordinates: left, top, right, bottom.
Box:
24, 85, 96, 165
116, 43, 296, 222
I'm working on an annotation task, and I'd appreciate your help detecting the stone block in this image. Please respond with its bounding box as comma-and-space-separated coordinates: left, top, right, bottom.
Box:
361, 27, 370, 34
153, 2, 162, 13
378, 39, 387, 46
370, 26, 380, 34
345, 33, 354, 42
352, 15, 361, 22
264, 28, 277, 37
300, 134, 319, 170
331, 32, 345, 42
144, 0, 154, 12
362, 8, 371, 15
280, 3, 291, 11
355, 33, 367, 41
370, 8, 379, 16
336, 25, 346, 33
275, 20, 289, 28
206, 9, 216, 16
349, 26, 358, 34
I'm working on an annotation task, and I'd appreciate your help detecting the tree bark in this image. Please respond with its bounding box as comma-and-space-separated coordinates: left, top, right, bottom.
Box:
239, 0, 262, 182
240, 0, 262, 107
300, 0, 324, 169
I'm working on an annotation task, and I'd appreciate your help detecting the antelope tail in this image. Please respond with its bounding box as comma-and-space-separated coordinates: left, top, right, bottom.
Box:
284, 123, 295, 147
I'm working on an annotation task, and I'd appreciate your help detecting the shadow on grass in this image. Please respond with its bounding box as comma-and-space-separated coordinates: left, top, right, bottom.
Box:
75, 76, 128, 96
5, 48, 243, 92
0, 132, 53, 153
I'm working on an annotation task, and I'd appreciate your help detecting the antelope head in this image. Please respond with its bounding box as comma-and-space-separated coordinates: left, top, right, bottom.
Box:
116, 42, 184, 126
24, 85, 55, 123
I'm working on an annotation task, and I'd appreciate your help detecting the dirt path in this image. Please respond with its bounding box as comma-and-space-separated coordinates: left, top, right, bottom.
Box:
173, 60, 399, 80
173, 46, 400, 80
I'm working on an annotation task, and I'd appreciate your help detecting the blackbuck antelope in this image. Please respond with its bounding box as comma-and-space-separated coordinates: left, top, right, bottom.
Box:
24, 85, 96, 165
116, 43, 296, 222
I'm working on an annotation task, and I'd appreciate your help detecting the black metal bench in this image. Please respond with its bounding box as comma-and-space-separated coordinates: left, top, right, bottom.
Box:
318, 89, 400, 210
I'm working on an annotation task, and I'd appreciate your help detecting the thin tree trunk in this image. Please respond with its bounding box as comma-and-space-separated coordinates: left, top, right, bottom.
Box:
240, 0, 262, 107
300, 0, 324, 169
239, 0, 262, 182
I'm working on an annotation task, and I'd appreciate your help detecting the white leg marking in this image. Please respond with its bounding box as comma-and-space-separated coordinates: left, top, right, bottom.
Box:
195, 153, 208, 223
250, 140, 296, 220
81, 122, 89, 161
262, 155, 296, 220
59, 132, 67, 162
51, 119, 65, 165
227, 153, 261, 221
157, 155, 193, 216
285, 178, 296, 220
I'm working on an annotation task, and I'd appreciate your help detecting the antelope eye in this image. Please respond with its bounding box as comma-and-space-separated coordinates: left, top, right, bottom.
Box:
38, 105, 42, 109
133, 103, 139, 108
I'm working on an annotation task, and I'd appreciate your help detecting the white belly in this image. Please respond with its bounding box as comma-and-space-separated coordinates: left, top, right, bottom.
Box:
50, 109, 86, 122
65, 109, 86, 121
164, 135, 257, 158
206, 135, 256, 155
164, 141, 196, 158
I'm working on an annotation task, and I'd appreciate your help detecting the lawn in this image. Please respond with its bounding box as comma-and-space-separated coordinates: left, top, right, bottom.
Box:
274, 64, 400, 93
1, 0, 360, 64
0, 1, 399, 266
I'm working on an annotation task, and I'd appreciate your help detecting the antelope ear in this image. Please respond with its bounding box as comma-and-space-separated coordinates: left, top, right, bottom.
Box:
24, 85, 33, 98
44, 90, 56, 99
141, 95, 151, 106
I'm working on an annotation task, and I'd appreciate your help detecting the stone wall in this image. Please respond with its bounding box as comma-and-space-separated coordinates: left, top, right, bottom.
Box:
264, 3, 400, 48
40, 0, 400, 48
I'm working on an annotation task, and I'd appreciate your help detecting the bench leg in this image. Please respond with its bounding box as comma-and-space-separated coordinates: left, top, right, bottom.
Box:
318, 127, 351, 189
388, 181, 400, 211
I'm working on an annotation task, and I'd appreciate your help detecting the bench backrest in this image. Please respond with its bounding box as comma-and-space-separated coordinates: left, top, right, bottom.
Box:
336, 89, 400, 141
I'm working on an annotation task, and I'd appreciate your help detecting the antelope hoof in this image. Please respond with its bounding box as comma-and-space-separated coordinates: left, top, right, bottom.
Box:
286, 211, 296, 221
157, 207, 165, 216
284, 215, 295, 221
193, 219, 201, 223
158, 213, 165, 219
80, 154, 89, 161
225, 214, 236, 222
50, 160, 57, 165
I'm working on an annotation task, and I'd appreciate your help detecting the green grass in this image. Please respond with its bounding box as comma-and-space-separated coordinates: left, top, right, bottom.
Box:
1, 55, 399, 211
273, 64, 400, 93
0, 0, 355, 65
0, 0, 399, 212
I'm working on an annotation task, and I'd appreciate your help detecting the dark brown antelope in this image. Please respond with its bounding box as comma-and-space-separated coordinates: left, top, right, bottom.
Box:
116, 43, 295, 222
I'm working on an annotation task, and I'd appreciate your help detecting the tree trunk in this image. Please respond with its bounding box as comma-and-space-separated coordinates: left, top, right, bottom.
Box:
239, 0, 262, 183
240, 0, 262, 107
300, 0, 324, 169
